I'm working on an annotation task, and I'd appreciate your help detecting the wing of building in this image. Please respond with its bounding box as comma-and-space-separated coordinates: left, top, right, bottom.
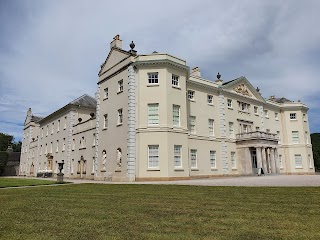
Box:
19, 35, 314, 181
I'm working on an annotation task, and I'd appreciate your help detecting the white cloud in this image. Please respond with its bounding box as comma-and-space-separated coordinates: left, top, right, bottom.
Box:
1, 0, 320, 139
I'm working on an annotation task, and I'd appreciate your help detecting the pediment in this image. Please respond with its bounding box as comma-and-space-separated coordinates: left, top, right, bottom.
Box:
99, 48, 131, 76
222, 77, 265, 102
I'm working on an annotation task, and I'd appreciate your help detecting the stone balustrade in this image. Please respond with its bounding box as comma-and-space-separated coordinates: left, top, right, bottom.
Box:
236, 131, 277, 141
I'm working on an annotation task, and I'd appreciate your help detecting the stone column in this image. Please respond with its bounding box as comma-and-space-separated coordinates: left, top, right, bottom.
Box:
270, 148, 276, 173
256, 147, 262, 169
274, 148, 280, 173
261, 147, 267, 174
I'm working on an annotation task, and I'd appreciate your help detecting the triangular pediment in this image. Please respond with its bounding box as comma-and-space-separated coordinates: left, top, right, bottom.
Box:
99, 47, 131, 76
222, 77, 265, 102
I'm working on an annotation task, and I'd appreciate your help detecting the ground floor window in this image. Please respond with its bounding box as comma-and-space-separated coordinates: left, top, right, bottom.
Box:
190, 149, 197, 168
174, 145, 182, 167
231, 152, 236, 169
210, 151, 216, 168
294, 154, 302, 168
148, 145, 159, 168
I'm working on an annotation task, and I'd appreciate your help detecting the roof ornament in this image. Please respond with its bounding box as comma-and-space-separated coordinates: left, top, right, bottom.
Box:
256, 87, 260, 93
217, 72, 221, 80
130, 41, 135, 50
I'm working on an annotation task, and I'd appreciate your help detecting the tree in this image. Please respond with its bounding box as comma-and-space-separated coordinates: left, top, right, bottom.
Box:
310, 133, 320, 171
0, 133, 14, 151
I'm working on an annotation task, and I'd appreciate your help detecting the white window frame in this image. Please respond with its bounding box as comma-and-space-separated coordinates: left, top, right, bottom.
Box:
57, 120, 60, 132
305, 131, 309, 144
210, 150, 216, 169
275, 112, 279, 121
62, 138, 66, 151
292, 131, 299, 144
231, 152, 236, 169
254, 106, 258, 115
172, 74, 179, 87
172, 105, 180, 127
207, 95, 213, 105
46, 125, 49, 136
309, 155, 313, 169
294, 154, 302, 168
51, 123, 54, 134
56, 140, 59, 153
264, 109, 269, 118
227, 99, 232, 108
50, 142, 53, 153
104, 87, 109, 99
148, 103, 159, 125
229, 122, 234, 138
208, 119, 214, 136
104, 114, 108, 129
64, 116, 67, 130
189, 116, 196, 134
190, 149, 197, 169
290, 113, 296, 120
117, 109, 123, 125
174, 145, 182, 168
148, 145, 159, 168
187, 90, 195, 101
148, 72, 159, 85
118, 80, 123, 93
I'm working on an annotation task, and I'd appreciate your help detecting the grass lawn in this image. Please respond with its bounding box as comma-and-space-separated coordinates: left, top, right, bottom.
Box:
0, 184, 319, 240
0, 177, 57, 188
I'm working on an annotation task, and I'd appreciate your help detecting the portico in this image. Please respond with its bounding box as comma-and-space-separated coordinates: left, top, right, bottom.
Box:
236, 131, 279, 175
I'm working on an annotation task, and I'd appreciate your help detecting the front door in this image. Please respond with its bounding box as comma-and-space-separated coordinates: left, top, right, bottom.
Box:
251, 149, 258, 174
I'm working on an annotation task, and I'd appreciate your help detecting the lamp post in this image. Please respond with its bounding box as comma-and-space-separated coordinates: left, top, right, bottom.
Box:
57, 161, 64, 183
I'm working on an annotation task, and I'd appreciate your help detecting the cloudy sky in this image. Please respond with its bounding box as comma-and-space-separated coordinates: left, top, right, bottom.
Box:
0, 0, 319, 141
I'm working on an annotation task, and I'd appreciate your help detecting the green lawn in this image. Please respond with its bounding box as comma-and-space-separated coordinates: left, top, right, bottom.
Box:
0, 184, 319, 240
0, 177, 57, 188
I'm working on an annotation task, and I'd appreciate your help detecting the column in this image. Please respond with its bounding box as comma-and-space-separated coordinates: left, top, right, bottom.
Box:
256, 147, 262, 169
270, 148, 276, 173
274, 148, 280, 173
261, 147, 268, 174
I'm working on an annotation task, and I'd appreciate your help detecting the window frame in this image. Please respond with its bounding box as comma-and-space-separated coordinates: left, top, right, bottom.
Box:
227, 99, 232, 108
172, 74, 179, 87
148, 103, 159, 126
190, 149, 197, 169
290, 113, 297, 120
118, 80, 123, 93
189, 116, 196, 134
174, 145, 182, 168
208, 119, 214, 136
104, 114, 108, 129
207, 95, 213, 105
148, 72, 159, 85
148, 145, 159, 168
172, 105, 180, 127
294, 154, 302, 168
117, 109, 123, 125
210, 150, 217, 169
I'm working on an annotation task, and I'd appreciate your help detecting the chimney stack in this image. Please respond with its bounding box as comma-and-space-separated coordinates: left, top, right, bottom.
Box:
110, 34, 122, 49
190, 67, 201, 78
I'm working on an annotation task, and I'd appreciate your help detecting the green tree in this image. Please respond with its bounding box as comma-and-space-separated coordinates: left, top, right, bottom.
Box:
0, 133, 14, 151
310, 133, 320, 171
0, 151, 9, 174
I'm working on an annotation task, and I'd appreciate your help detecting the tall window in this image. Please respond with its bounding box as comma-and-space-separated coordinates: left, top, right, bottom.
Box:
45, 144, 47, 154
64, 116, 67, 129
210, 151, 216, 168
172, 74, 179, 86
279, 154, 283, 168
57, 120, 60, 132
305, 131, 309, 144
148, 103, 159, 125
187, 90, 195, 100
309, 155, 313, 168
207, 95, 213, 105
275, 112, 279, 120
104, 114, 108, 128
56, 140, 59, 153
148, 145, 159, 168
208, 119, 214, 136
303, 114, 307, 122
254, 106, 258, 115
104, 88, 109, 98
229, 122, 234, 138
277, 131, 281, 144
292, 131, 299, 144
72, 139, 75, 151
148, 72, 158, 84
46, 125, 49, 136
41, 128, 44, 138
231, 152, 236, 169
190, 149, 197, 168
118, 109, 123, 125
62, 138, 66, 151
227, 99, 232, 108
174, 145, 182, 167
189, 116, 196, 134
93, 133, 96, 147
238, 101, 250, 112
264, 109, 269, 118
294, 154, 302, 168
290, 113, 296, 120
118, 80, 123, 93
172, 105, 180, 127
50, 142, 53, 153
51, 123, 54, 134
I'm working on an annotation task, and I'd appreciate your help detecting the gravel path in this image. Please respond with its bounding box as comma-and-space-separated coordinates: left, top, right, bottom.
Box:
4, 174, 320, 187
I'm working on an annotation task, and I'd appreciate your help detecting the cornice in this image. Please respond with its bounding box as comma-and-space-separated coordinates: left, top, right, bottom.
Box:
133, 59, 189, 72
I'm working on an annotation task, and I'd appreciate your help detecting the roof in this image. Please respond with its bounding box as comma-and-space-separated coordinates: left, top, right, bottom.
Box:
222, 77, 242, 86
69, 94, 97, 108
269, 97, 292, 103
31, 115, 43, 123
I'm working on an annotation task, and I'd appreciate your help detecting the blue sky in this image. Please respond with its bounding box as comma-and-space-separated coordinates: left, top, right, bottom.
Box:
0, 0, 319, 141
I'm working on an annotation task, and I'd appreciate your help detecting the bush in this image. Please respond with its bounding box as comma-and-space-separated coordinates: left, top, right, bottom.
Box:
0, 151, 9, 175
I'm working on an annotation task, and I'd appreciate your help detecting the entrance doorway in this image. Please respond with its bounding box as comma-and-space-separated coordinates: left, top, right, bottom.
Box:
250, 148, 258, 174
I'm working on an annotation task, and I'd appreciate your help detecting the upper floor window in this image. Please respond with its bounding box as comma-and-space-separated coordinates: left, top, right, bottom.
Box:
51, 123, 54, 134
62, 138, 66, 151
187, 90, 195, 100
264, 109, 269, 118
148, 72, 158, 84
290, 113, 296, 120
238, 101, 250, 112
229, 122, 234, 138
118, 109, 123, 125
275, 112, 279, 120
104, 114, 108, 128
56, 140, 59, 153
173, 105, 180, 127
207, 95, 213, 105
208, 119, 214, 136
57, 120, 60, 132
93, 133, 96, 147
227, 99, 232, 108
148, 103, 159, 125
189, 116, 196, 134
292, 131, 299, 144
104, 88, 109, 99
118, 80, 123, 93
64, 116, 67, 129
303, 114, 307, 122
46, 125, 49, 136
172, 74, 179, 87
254, 106, 258, 115
41, 128, 44, 138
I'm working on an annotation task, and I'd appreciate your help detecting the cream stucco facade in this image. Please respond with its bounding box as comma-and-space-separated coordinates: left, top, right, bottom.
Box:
19, 35, 314, 181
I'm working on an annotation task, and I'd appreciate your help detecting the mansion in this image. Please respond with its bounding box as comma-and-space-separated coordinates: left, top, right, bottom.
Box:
19, 35, 314, 181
